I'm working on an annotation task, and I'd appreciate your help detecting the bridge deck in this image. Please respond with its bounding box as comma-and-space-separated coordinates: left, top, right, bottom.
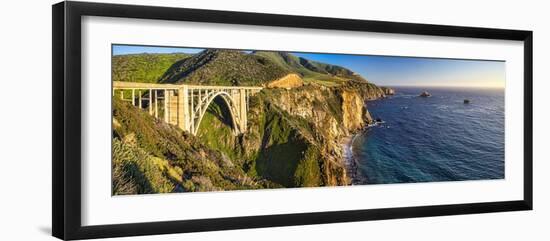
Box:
113, 81, 263, 90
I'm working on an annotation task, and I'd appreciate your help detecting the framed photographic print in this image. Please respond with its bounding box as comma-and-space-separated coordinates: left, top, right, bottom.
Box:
52, 1, 533, 240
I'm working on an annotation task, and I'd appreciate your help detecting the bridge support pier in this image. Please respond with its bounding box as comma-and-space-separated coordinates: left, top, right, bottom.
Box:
178, 86, 190, 133
239, 89, 247, 133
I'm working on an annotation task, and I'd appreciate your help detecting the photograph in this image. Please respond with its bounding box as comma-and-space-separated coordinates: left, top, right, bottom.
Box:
0, 0, 541, 240
111, 44, 505, 195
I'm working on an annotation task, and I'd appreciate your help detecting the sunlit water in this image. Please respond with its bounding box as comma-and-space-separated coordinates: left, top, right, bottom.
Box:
352, 87, 505, 184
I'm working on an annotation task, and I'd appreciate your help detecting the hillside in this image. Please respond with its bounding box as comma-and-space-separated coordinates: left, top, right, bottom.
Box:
112, 49, 375, 88
159, 49, 290, 86
112, 97, 280, 194
112, 53, 191, 83
156, 49, 370, 87
252, 51, 368, 85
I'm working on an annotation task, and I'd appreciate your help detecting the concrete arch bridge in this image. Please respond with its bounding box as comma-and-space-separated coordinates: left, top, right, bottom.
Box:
113, 81, 262, 135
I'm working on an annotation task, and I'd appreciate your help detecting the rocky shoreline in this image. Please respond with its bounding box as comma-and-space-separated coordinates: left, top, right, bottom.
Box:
342, 129, 374, 185
341, 88, 393, 185
342, 135, 360, 184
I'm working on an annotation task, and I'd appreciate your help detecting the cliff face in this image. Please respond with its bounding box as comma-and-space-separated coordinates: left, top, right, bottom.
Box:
342, 90, 370, 131
232, 82, 385, 187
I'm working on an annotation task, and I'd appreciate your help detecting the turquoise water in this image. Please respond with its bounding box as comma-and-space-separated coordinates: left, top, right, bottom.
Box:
352, 87, 505, 184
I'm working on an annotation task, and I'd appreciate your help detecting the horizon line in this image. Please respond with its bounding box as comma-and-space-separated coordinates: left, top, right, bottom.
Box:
376, 84, 505, 89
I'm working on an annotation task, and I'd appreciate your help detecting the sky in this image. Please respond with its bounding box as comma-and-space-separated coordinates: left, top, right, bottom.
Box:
113, 45, 505, 88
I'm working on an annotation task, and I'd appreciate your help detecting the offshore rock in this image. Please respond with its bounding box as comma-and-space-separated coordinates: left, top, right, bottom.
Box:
381, 87, 395, 95
419, 91, 431, 97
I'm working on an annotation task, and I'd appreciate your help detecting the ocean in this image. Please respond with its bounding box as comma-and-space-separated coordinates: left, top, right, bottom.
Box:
351, 87, 505, 184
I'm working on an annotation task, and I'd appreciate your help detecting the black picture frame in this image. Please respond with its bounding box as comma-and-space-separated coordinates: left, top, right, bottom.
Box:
52, 1, 533, 240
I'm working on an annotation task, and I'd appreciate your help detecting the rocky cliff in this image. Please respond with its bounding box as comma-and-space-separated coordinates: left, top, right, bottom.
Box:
195, 81, 386, 188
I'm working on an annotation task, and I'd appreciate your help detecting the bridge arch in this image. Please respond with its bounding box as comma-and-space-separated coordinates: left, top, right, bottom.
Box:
193, 90, 242, 136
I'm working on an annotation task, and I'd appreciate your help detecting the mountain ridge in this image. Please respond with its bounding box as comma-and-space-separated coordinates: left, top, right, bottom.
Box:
252, 51, 368, 83
158, 49, 289, 86
113, 49, 372, 87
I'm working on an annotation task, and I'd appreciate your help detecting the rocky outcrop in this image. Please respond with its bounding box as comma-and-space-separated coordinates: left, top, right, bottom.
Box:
364, 109, 374, 124
342, 90, 370, 131
381, 87, 395, 95
419, 91, 431, 97
267, 73, 304, 89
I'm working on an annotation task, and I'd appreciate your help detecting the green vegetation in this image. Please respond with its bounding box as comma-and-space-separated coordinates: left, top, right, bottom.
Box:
253, 51, 317, 76
154, 49, 370, 87
159, 50, 290, 86
112, 138, 174, 195
253, 51, 367, 85
293, 145, 322, 187
254, 103, 321, 187
255, 104, 309, 187
112, 49, 374, 88
112, 53, 190, 83
112, 98, 274, 194
196, 98, 244, 161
